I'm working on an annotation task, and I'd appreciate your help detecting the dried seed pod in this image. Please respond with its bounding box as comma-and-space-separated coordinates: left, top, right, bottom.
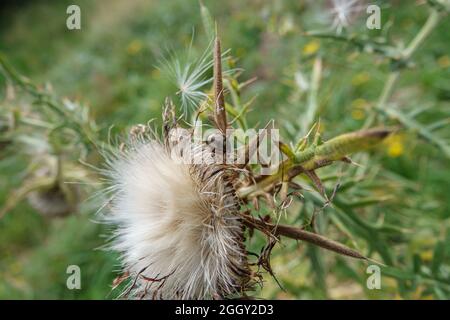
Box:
27, 185, 78, 218
103, 128, 253, 299
26, 165, 79, 218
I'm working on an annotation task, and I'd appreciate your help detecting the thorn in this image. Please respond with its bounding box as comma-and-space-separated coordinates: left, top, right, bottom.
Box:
252, 197, 259, 211
313, 119, 322, 146
263, 192, 276, 209
304, 170, 327, 199
366, 257, 387, 267
213, 35, 227, 134
341, 156, 363, 167
295, 122, 317, 151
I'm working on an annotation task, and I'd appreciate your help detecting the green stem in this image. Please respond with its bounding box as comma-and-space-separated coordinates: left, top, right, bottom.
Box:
302, 57, 322, 136
364, 72, 400, 128
364, 8, 442, 128
402, 9, 441, 60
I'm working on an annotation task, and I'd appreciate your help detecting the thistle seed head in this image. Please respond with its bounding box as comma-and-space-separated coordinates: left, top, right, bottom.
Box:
103, 128, 252, 299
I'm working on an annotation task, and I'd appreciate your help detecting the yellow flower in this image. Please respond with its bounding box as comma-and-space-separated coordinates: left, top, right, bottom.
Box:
420, 250, 433, 262
385, 134, 404, 158
412, 285, 425, 299
351, 98, 368, 109
437, 55, 450, 68
351, 72, 370, 86
394, 293, 403, 300
126, 40, 143, 55
351, 98, 368, 120
388, 141, 403, 157
351, 109, 365, 120
303, 40, 320, 55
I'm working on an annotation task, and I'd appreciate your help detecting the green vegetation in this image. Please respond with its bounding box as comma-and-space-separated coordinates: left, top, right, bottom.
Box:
0, 0, 449, 299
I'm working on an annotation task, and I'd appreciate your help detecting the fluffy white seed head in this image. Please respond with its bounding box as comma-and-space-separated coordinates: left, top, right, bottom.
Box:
328, 0, 366, 34
103, 132, 251, 299
160, 42, 236, 114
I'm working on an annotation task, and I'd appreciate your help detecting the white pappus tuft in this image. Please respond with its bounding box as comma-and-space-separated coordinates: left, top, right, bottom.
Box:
327, 0, 366, 34
160, 41, 236, 114
101, 128, 252, 299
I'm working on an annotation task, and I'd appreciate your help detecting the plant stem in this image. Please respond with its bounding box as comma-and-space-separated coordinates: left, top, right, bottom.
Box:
241, 214, 368, 260
302, 57, 322, 137
213, 36, 228, 134
364, 8, 442, 128
363, 72, 399, 128
237, 128, 392, 199
402, 8, 441, 60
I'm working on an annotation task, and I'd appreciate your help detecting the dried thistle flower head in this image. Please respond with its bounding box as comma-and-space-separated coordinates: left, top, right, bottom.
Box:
26, 158, 80, 218
103, 126, 253, 299
27, 184, 77, 218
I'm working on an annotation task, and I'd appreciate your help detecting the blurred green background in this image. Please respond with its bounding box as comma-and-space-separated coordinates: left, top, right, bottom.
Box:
0, 0, 449, 299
